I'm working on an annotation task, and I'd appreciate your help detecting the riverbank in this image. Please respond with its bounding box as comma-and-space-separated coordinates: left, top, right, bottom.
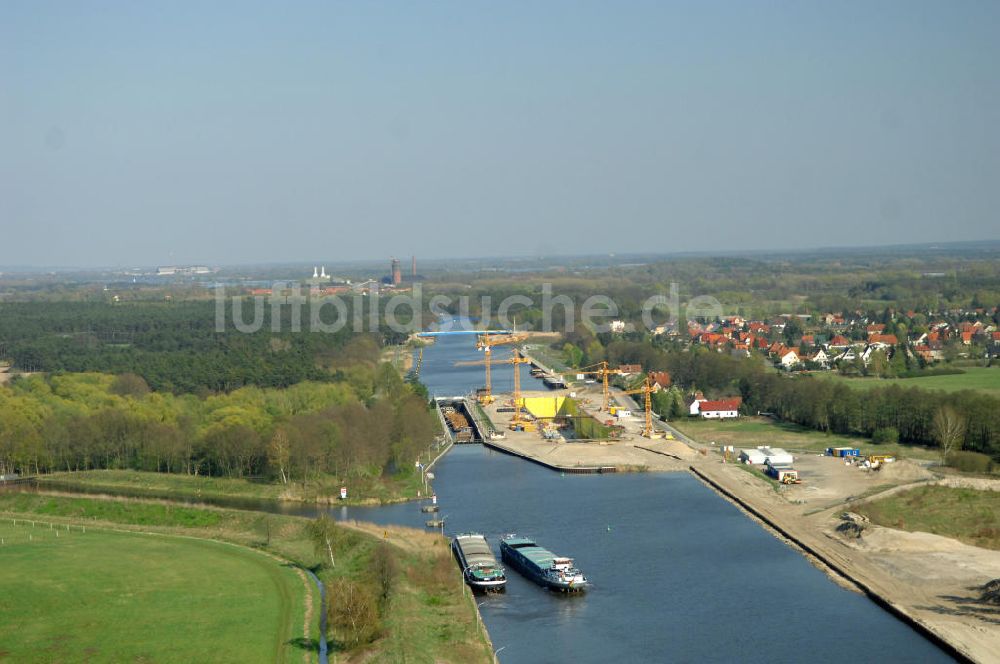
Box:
37, 467, 435, 507
688, 458, 1000, 663
0, 491, 493, 664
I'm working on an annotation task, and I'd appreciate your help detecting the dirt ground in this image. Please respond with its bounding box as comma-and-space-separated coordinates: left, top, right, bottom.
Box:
481, 391, 692, 472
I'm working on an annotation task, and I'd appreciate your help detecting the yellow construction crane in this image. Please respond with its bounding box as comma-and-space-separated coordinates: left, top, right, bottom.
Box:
580, 361, 624, 411
623, 375, 655, 438
477, 331, 527, 404
507, 348, 535, 431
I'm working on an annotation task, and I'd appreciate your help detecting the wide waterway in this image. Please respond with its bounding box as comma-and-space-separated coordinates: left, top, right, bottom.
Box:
377, 325, 952, 663
46, 323, 955, 662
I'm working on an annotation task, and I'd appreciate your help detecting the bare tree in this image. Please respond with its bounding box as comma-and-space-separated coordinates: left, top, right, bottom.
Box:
267, 428, 290, 484
932, 405, 966, 464
307, 514, 338, 569
326, 579, 380, 647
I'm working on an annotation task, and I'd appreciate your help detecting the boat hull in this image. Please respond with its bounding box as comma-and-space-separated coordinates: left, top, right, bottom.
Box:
499, 539, 587, 592
452, 534, 506, 592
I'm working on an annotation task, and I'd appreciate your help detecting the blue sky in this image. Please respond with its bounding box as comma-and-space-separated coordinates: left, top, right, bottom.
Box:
2, 1, 998, 267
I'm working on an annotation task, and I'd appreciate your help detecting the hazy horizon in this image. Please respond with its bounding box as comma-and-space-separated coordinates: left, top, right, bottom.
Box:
4, 2, 999, 267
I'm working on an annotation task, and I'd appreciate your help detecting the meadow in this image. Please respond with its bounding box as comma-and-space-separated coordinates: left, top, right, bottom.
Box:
0, 518, 306, 663
0, 492, 492, 664
818, 367, 1000, 397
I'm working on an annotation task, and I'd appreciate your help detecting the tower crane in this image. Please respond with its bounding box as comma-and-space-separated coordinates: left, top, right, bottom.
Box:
476, 331, 527, 404
506, 348, 535, 431
579, 361, 624, 411
622, 375, 655, 438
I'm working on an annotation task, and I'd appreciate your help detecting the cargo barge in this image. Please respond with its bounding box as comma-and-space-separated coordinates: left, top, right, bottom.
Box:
499, 534, 587, 592
452, 533, 507, 591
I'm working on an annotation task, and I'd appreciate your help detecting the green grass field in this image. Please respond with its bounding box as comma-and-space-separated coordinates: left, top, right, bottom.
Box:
0, 519, 306, 663
818, 367, 1000, 396
855, 485, 1000, 550
673, 416, 940, 461
0, 492, 492, 664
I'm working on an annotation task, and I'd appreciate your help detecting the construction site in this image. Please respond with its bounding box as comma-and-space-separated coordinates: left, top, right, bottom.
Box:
418, 329, 1000, 661
428, 329, 696, 473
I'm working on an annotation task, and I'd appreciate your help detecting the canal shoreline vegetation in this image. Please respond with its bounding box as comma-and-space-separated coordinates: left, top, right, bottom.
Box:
37, 466, 432, 506
0, 491, 493, 663
0, 365, 443, 505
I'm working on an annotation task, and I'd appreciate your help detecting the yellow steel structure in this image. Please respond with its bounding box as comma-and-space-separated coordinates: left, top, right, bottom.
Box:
580, 361, 624, 411
623, 375, 655, 438
508, 348, 535, 431
477, 332, 526, 404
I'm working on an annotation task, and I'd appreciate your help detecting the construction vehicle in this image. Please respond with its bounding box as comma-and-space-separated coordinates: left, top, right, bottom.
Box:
622, 375, 655, 438
476, 331, 527, 404
579, 361, 624, 411
866, 454, 896, 469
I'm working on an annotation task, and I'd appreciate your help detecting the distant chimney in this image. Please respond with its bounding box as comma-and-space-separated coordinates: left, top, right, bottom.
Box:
312, 266, 318, 279
411, 255, 416, 278
320, 266, 327, 278
391, 257, 402, 286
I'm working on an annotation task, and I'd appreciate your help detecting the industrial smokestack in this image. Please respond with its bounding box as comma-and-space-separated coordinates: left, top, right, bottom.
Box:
391, 257, 401, 286
411, 255, 416, 278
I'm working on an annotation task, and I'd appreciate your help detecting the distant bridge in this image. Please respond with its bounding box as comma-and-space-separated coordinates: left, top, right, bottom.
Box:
416, 329, 512, 338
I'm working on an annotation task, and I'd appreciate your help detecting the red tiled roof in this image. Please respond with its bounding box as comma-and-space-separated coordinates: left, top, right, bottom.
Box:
699, 397, 742, 413
648, 371, 671, 388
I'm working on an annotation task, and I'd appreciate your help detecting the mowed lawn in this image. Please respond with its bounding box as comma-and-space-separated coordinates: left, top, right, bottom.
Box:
673, 416, 939, 461
818, 367, 1000, 397
0, 520, 304, 663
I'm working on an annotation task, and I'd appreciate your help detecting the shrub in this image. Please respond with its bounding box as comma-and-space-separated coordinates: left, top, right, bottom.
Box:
326, 579, 381, 648
371, 541, 398, 609
945, 450, 994, 474
872, 427, 899, 445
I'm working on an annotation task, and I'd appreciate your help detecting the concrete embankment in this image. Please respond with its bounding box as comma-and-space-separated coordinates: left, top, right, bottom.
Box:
483, 439, 618, 474
689, 463, 977, 663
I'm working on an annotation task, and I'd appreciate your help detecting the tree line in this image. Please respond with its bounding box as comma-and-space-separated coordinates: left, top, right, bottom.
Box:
738, 372, 1000, 461
0, 366, 438, 482
0, 301, 406, 393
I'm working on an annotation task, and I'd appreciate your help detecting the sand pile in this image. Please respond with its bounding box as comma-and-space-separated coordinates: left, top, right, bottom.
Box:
659, 438, 698, 460
876, 459, 934, 482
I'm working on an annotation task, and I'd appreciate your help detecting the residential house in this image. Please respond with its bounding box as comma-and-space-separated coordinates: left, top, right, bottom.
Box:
648, 371, 672, 391
828, 335, 851, 349
868, 334, 898, 348
778, 348, 800, 369
695, 397, 742, 419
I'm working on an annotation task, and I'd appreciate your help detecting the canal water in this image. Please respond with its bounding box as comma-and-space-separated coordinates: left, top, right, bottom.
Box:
353, 325, 953, 663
